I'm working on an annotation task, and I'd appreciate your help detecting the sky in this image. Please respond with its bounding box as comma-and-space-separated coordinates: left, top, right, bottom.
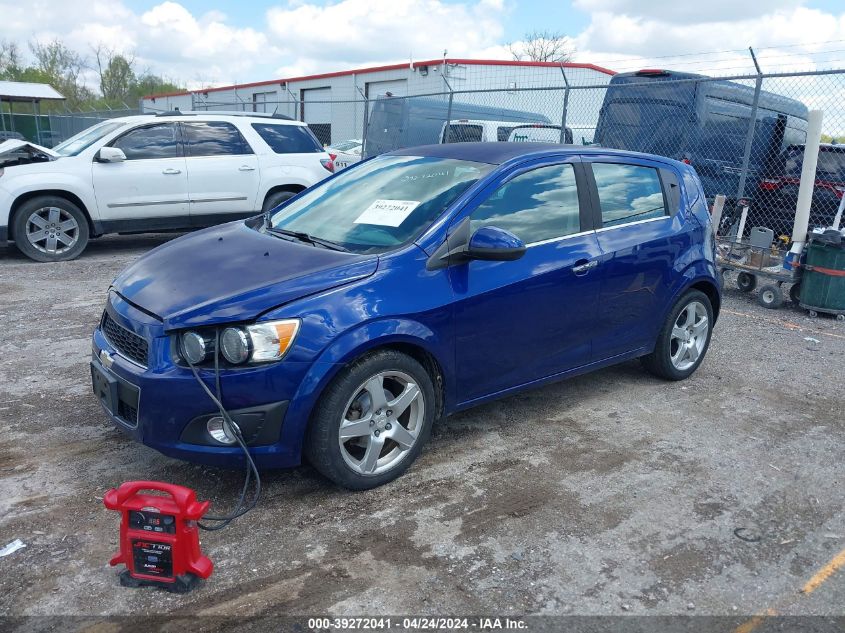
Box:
2, 0, 845, 90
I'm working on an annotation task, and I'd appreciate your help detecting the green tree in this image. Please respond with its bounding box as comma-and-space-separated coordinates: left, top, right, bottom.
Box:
95, 46, 137, 104
29, 39, 94, 108
129, 72, 183, 103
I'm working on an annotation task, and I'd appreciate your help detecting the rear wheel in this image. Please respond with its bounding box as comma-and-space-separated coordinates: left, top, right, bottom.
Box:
736, 272, 756, 293
262, 190, 297, 215
12, 196, 89, 262
305, 350, 436, 489
789, 283, 801, 304
642, 290, 714, 381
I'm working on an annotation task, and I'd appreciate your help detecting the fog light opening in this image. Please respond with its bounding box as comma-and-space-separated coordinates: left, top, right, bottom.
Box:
207, 416, 240, 445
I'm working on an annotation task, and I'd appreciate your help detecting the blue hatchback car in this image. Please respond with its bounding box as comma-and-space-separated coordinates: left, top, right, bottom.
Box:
91, 143, 720, 489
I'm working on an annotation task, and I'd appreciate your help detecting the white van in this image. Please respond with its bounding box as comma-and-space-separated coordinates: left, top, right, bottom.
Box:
507, 124, 573, 144
439, 120, 527, 144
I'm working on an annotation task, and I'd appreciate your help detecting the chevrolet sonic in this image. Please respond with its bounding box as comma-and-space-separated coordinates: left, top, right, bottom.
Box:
91, 143, 720, 489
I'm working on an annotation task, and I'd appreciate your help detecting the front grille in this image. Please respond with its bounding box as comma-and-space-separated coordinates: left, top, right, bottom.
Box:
117, 401, 138, 425
102, 312, 149, 367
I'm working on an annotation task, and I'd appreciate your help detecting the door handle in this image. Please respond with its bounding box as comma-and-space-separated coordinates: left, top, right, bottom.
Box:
571, 259, 598, 275
162, 168, 182, 175
238, 165, 256, 171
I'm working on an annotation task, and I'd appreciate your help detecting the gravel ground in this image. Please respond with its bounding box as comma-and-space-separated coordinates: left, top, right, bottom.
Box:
0, 234, 843, 623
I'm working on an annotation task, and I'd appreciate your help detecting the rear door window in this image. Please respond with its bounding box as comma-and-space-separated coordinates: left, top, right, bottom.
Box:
592, 162, 668, 228
182, 121, 253, 157
251, 123, 323, 153
111, 123, 180, 160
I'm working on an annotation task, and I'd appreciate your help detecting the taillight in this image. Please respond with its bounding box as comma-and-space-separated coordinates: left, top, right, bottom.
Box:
320, 157, 335, 173
681, 158, 691, 165
329, 153, 337, 161
759, 178, 781, 191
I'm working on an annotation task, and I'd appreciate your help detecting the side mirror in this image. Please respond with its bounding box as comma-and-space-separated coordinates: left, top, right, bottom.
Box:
466, 226, 526, 262
96, 147, 126, 163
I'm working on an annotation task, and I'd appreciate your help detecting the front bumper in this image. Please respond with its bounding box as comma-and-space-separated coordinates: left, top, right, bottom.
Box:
91, 293, 308, 469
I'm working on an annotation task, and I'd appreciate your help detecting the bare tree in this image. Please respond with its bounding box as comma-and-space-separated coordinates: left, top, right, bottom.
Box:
0, 39, 23, 78
508, 30, 575, 63
94, 45, 136, 103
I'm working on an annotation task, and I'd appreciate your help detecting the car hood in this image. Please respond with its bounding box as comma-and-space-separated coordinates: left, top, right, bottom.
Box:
0, 139, 60, 158
112, 221, 378, 330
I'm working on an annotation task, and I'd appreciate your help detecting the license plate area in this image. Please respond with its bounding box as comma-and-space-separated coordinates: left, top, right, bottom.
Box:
91, 358, 141, 428
91, 361, 119, 415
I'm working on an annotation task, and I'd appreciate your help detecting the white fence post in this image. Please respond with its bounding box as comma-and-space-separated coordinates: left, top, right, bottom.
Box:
792, 109, 824, 245
711, 194, 726, 237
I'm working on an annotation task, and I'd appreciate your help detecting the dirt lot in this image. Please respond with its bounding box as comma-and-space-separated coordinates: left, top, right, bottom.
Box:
1, 235, 844, 624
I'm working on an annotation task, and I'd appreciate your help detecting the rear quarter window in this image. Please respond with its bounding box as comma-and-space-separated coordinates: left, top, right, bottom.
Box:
592, 162, 668, 228
251, 123, 323, 154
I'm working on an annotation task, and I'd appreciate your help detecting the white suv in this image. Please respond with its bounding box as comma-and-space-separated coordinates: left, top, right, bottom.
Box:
0, 111, 334, 262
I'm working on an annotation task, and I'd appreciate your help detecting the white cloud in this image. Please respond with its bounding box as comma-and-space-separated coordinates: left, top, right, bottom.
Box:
574, 5, 845, 74
573, 0, 803, 25
265, 0, 505, 69
0, 0, 273, 90
0, 0, 844, 100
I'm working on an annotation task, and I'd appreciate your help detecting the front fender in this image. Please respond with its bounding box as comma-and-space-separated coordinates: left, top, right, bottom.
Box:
1, 172, 100, 226
278, 318, 452, 464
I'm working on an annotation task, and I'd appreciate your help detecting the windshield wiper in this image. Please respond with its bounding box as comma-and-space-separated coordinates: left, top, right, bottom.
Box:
267, 227, 350, 252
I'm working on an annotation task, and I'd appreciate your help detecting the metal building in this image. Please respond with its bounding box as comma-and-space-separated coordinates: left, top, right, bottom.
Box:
141, 58, 615, 145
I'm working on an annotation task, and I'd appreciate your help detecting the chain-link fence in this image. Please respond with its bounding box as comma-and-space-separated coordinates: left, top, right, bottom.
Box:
190, 67, 845, 241
1, 107, 139, 146
6, 65, 843, 242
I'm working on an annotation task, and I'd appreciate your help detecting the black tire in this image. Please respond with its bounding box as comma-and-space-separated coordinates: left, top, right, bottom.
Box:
262, 190, 297, 214
736, 272, 756, 293
758, 284, 784, 310
641, 289, 714, 381
305, 350, 436, 490
789, 283, 801, 304
12, 196, 89, 262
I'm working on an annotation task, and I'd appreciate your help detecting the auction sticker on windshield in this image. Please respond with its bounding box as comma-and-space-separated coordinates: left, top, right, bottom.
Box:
354, 199, 421, 227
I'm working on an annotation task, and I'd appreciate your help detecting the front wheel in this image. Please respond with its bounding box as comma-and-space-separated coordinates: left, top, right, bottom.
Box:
642, 290, 714, 381
758, 284, 784, 310
12, 196, 89, 262
305, 350, 436, 490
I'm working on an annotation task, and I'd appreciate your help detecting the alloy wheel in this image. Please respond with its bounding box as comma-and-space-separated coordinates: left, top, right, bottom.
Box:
337, 370, 425, 476
669, 300, 709, 371
26, 207, 79, 255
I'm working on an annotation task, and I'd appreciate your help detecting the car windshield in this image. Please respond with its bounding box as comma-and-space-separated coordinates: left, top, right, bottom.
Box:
269, 155, 493, 254
785, 147, 845, 181
52, 121, 126, 156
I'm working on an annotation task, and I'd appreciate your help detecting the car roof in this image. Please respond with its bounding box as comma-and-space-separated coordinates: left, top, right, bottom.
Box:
387, 142, 684, 166
108, 112, 306, 125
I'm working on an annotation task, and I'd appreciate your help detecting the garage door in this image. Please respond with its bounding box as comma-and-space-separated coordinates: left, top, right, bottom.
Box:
366, 79, 407, 98
301, 87, 332, 145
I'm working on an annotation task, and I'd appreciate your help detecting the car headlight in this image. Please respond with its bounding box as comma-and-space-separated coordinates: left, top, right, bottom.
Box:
220, 327, 250, 364
180, 331, 209, 364
246, 319, 300, 362
179, 319, 300, 366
